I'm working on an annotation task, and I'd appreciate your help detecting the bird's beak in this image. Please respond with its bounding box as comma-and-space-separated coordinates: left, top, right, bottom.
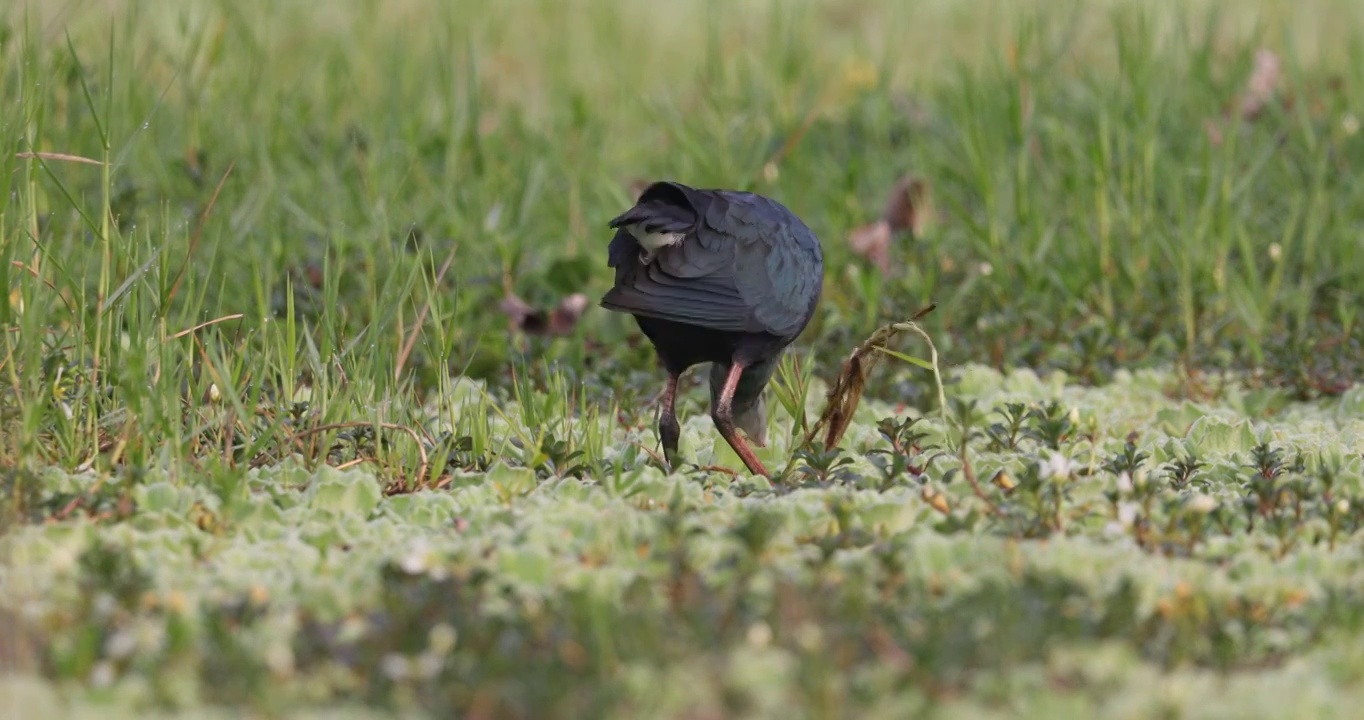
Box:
734, 395, 769, 448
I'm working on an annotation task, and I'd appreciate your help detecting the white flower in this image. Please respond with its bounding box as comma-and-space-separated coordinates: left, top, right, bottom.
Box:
746, 622, 772, 648
399, 538, 434, 575
380, 653, 410, 680
414, 652, 444, 679
1187, 494, 1218, 514
90, 661, 116, 688
1117, 502, 1139, 528
1043, 453, 1072, 480
1268, 243, 1282, 261
104, 629, 138, 659
264, 641, 295, 676
1336, 499, 1350, 515
1116, 472, 1133, 493
429, 623, 458, 654
795, 622, 823, 651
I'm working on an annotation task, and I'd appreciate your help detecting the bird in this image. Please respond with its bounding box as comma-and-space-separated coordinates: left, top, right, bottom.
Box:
600, 180, 824, 477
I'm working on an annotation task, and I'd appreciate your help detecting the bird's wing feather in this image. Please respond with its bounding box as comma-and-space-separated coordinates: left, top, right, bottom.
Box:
601, 185, 823, 338
701, 193, 824, 338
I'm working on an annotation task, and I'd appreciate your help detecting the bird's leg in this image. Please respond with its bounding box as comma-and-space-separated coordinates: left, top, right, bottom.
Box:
711, 362, 771, 478
658, 372, 682, 472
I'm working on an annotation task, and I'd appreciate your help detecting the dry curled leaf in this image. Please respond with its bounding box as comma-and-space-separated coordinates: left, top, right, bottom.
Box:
884, 174, 934, 236
1239, 48, 1282, 121
803, 304, 939, 451
500, 291, 589, 337
847, 220, 893, 276
1207, 48, 1283, 145
847, 173, 934, 277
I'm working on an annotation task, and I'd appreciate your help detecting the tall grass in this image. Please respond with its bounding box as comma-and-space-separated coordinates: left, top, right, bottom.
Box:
0, 0, 1361, 479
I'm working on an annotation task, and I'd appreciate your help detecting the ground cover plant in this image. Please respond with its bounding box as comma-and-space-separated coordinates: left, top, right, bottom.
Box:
1, 0, 1362, 717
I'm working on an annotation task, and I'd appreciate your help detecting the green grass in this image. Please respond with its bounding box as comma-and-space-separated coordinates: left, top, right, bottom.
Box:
2, 0, 1363, 717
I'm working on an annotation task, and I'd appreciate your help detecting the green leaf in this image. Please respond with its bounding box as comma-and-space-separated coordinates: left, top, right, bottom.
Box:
875, 345, 935, 370
307, 466, 382, 516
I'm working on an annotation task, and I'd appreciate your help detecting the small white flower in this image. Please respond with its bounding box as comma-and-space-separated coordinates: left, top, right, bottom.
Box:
399, 538, 434, 575
414, 652, 444, 679
380, 653, 410, 680
1043, 453, 1072, 480
1116, 472, 1133, 493
746, 622, 772, 648
90, 661, 116, 688
264, 641, 295, 676
1117, 502, 1139, 528
795, 622, 823, 651
1343, 114, 1360, 136
429, 623, 458, 655
1187, 494, 1218, 514
93, 593, 118, 618
1067, 406, 1080, 425
1335, 499, 1350, 515
104, 629, 138, 659
1268, 243, 1282, 261
978, 262, 994, 276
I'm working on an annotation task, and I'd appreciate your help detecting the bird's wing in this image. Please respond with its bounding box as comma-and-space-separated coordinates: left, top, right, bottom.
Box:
709, 193, 824, 338
602, 185, 823, 338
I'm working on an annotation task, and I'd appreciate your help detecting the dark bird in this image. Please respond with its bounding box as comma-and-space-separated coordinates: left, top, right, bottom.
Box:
600, 181, 824, 477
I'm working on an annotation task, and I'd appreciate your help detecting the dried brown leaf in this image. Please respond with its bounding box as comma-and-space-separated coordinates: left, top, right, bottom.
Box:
847, 220, 893, 276
1207, 48, 1284, 145
803, 304, 938, 452
847, 174, 935, 277
1239, 48, 1282, 121
883, 174, 933, 236
501, 291, 589, 337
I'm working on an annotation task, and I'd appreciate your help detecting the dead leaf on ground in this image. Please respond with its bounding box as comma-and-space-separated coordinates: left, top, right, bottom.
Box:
500, 291, 589, 337
848, 220, 893, 276
847, 173, 935, 277
1207, 48, 1283, 145
803, 304, 938, 451
884, 175, 934, 236
1239, 48, 1282, 120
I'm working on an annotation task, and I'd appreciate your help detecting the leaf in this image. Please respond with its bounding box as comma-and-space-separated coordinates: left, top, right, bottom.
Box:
1238, 48, 1282, 121
134, 482, 188, 514
874, 345, 935, 370
847, 174, 934, 277
500, 291, 589, 337
883, 174, 934, 237
307, 466, 382, 516
803, 305, 941, 451
847, 220, 892, 276
1206, 48, 1283, 145
486, 463, 537, 498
